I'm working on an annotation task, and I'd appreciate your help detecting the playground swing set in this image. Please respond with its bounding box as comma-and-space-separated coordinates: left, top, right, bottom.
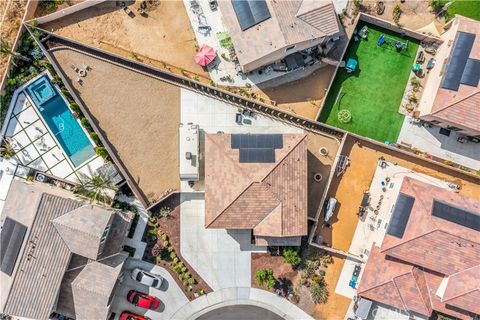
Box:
377, 34, 409, 52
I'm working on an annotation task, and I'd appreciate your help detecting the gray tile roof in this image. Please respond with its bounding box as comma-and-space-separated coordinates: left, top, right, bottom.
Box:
52, 205, 113, 260
4, 193, 81, 320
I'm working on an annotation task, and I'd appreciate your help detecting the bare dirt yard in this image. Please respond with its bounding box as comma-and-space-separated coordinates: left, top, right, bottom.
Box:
49, 47, 181, 205
0, 0, 27, 78
257, 65, 336, 120
41, 1, 209, 79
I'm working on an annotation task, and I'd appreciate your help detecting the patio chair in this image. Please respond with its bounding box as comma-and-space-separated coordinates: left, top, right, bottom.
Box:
235, 113, 243, 125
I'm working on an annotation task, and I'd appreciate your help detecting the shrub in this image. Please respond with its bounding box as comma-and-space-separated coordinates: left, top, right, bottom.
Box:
147, 228, 157, 239
151, 244, 161, 257
255, 268, 276, 289
80, 117, 93, 131
170, 252, 177, 260
393, 4, 401, 23
187, 286, 192, 292
172, 257, 179, 264
337, 109, 352, 124
95, 147, 108, 159
69, 102, 81, 114
89, 132, 101, 145
159, 207, 170, 218
173, 264, 182, 274
161, 234, 168, 241
181, 267, 187, 273
187, 277, 196, 285
61, 88, 74, 102
163, 240, 169, 247
283, 247, 301, 266
29, 46, 44, 60
311, 279, 329, 304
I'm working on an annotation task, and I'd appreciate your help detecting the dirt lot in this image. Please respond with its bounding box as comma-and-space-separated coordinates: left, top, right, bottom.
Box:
49, 47, 180, 205
257, 65, 336, 120
42, 1, 209, 79
360, 1, 444, 31
0, 0, 28, 79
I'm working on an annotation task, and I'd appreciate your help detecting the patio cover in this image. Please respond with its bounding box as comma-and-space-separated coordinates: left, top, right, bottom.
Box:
194, 45, 216, 66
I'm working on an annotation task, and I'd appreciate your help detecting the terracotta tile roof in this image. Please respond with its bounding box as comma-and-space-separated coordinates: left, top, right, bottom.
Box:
443, 265, 480, 315
205, 133, 308, 237
359, 177, 480, 319
381, 177, 480, 275
428, 16, 480, 132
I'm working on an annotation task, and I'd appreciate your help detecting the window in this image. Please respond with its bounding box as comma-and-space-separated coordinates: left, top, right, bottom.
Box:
447, 125, 462, 132
285, 45, 296, 52
100, 225, 110, 243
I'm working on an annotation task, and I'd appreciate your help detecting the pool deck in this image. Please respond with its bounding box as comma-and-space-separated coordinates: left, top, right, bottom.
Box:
1, 72, 105, 183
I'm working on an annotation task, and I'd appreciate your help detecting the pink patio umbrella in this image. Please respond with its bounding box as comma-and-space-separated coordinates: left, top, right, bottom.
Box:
194, 44, 216, 66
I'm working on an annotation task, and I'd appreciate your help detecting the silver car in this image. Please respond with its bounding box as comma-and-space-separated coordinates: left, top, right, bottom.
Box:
131, 268, 163, 289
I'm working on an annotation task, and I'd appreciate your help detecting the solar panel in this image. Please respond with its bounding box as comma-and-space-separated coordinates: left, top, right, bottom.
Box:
232, 0, 271, 31
460, 58, 480, 87
231, 134, 283, 149
387, 193, 415, 238
441, 32, 476, 91
0, 217, 27, 276
239, 148, 275, 163
432, 200, 480, 231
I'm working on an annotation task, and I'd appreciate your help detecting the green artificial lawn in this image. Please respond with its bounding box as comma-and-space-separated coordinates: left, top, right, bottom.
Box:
445, 0, 480, 21
318, 22, 419, 142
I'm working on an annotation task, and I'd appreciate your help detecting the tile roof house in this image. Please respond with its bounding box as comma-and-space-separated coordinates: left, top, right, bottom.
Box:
358, 177, 480, 320
0, 180, 133, 320
418, 16, 480, 137
204, 133, 308, 246
218, 0, 343, 72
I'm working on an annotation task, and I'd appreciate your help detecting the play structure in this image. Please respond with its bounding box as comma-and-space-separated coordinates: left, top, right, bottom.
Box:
346, 58, 358, 73
377, 34, 409, 51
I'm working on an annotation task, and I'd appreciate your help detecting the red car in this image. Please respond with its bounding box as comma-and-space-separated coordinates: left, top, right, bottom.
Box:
119, 311, 147, 320
127, 290, 160, 310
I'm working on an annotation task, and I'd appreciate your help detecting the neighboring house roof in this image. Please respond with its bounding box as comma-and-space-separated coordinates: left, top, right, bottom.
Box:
52, 205, 113, 260
4, 193, 82, 320
358, 177, 480, 319
204, 133, 308, 238
426, 16, 480, 132
71, 253, 127, 320
2, 182, 130, 320
218, 0, 340, 67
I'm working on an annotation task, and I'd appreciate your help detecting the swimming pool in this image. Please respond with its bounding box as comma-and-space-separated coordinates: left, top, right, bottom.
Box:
26, 75, 96, 167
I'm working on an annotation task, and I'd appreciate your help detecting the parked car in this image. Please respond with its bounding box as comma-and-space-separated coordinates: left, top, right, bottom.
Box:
127, 290, 160, 311
131, 268, 163, 289
119, 311, 148, 320
324, 197, 337, 223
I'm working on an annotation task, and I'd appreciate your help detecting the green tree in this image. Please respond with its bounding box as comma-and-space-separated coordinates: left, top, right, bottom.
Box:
311, 278, 329, 304
0, 36, 31, 62
255, 268, 276, 289
75, 170, 117, 205
283, 247, 301, 267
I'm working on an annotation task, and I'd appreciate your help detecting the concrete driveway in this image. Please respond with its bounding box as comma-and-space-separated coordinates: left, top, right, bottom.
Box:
110, 259, 188, 320
180, 193, 264, 290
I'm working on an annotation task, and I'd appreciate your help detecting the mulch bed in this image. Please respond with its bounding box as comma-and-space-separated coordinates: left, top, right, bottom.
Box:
251, 252, 299, 292
142, 193, 212, 300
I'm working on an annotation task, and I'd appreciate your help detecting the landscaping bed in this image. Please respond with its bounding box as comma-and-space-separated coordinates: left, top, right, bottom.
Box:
318, 22, 419, 142
141, 193, 212, 300
251, 245, 334, 315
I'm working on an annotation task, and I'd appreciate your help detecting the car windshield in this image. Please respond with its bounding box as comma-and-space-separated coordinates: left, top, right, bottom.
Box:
152, 279, 159, 287
136, 273, 143, 282
133, 296, 139, 304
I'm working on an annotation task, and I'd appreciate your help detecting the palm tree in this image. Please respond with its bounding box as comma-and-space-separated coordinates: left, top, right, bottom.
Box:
0, 36, 31, 62
75, 170, 117, 205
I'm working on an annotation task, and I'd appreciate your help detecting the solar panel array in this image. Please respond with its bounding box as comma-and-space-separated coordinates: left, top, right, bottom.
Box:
231, 134, 283, 163
387, 193, 415, 238
0, 217, 27, 276
441, 32, 478, 91
432, 200, 480, 231
231, 0, 272, 31
460, 58, 480, 87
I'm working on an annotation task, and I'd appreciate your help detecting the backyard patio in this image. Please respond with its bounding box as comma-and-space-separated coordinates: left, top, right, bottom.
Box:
318, 22, 419, 142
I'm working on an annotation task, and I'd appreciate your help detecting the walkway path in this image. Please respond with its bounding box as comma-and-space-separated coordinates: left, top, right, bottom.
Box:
119, 194, 148, 260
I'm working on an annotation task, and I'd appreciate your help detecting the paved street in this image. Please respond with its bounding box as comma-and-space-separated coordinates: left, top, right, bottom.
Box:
110, 259, 188, 320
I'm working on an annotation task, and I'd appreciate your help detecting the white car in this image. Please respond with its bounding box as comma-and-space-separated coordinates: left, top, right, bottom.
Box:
131, 268, 163, 289
324, 197, 337, 223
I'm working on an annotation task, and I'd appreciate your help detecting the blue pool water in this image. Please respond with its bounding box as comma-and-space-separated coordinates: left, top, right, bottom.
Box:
26, 75, 96, 167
